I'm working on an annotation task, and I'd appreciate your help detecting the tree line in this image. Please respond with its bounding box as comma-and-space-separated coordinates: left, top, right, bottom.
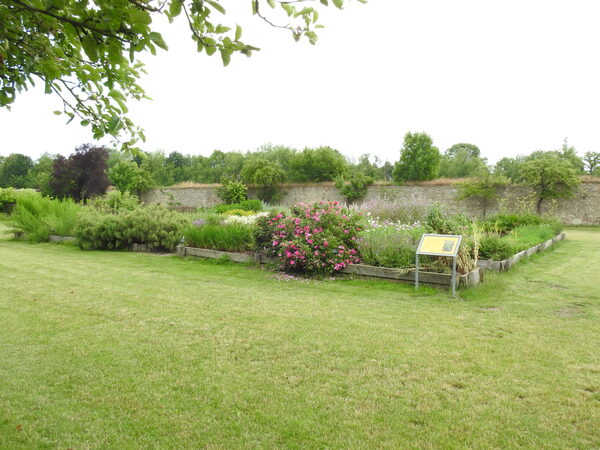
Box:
1, 133, 599, 204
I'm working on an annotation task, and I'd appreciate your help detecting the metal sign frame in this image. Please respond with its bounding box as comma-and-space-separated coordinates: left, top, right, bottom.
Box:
415, 234, 462, 296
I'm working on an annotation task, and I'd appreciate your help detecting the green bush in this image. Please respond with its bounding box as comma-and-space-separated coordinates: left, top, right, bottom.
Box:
335, 173, 374, 203
216, 178, 247, 204
214, 199, 263, 214
87, 190, 140, 213
75, 205, 189, 251
183, 222, 255, 252
482, 213, 544, 233
222, 209, 256, 216
11, 194, 81, 242
479, 235, 517, 261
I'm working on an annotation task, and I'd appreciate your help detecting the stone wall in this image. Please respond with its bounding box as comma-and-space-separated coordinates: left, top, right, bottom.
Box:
141, 183, 600, 225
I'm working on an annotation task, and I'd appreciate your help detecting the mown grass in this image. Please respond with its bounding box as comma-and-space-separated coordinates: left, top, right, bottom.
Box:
0, 224, 599, 448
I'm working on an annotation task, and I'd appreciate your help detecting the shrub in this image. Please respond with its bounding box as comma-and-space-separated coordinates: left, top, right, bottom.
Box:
216, 178, 247, 204
183, 222, 255, 252
255, 201, 362, 274
11, 194, 81, 242
214, 199, 263, 214
222, 209, 256, 216
87, 190, 140, 213
479, 235, 517, 261
482, 213, 544, 234
75, 205, 189, 250
335, 173, 374, 203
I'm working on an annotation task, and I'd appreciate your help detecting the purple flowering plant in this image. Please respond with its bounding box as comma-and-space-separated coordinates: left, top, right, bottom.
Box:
255, 201, 363, 274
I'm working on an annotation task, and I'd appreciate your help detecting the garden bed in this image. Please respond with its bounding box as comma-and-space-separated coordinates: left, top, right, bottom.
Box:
477, 232, 565, 271
177, 245, 482, 289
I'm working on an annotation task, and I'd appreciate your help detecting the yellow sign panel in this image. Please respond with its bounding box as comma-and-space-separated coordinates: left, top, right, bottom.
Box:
417, 234, 461, 256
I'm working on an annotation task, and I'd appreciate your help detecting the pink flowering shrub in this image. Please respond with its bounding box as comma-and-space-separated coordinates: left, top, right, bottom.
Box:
255, 201, 362, 274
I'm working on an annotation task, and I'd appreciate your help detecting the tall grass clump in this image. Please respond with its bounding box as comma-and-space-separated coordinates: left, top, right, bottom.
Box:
11, 194, 81, 242
183, 222, 255, 252
357, 222, 426, 268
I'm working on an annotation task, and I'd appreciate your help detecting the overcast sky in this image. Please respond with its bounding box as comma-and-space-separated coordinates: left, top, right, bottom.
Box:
1, 0, 600, 164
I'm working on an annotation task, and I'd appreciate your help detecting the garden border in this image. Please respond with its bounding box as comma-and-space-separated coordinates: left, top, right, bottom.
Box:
176, 245, 482, 290
476, 232, 565, 271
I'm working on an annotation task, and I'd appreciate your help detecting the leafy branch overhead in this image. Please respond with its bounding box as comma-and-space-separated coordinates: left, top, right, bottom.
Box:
0, 0, 365, 152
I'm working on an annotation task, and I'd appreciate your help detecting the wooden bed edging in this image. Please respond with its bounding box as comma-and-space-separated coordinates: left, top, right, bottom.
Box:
477, 232, 565, 272
177, 245, 482, 289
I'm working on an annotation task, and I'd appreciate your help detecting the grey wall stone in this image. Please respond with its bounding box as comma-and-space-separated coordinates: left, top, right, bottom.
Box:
140, 183, 600, 225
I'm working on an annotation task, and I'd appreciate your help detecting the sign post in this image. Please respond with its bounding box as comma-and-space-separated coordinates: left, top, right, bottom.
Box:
415, 234, 462, 296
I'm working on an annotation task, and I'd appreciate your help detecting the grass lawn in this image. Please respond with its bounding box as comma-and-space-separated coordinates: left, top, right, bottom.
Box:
1, 225, 599, 448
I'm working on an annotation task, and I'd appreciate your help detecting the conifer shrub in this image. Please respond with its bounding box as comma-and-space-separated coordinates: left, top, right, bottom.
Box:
75, 205, 189, 250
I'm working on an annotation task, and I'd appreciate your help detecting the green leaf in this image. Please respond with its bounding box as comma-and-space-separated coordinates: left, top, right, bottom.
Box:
267, 0, 276, 8
81, 36, 99, 62
169, 0, 182, 18
53, 110, 62, 115
206, 0, 226, 14
282, 3, 294, 16
235, 25, 242, 41
149, 32, 168, 50
332, 0, 343, 8
220, 49, 231, 66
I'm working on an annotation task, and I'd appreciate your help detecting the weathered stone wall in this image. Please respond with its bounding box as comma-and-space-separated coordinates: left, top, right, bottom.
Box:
141, 183, 600, 225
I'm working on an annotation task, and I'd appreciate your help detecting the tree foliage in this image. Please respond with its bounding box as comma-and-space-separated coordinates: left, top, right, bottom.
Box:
0, 153, 33, 188
392, 132, 440, 182
583, 151, 600, 175
439, 143, 487, 178
108, 160, 153, 195
457, 170, 509, 218
520, 155, 580, 214
49, 144, 110, 201
1, 0, 365, 151
289, 147, 348, 182
241, 158, 285, 203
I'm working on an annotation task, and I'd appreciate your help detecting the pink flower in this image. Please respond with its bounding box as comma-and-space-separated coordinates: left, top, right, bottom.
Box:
307, 239, 314, 244
323, 241, 329, 246
286, 252, 293, 258
290, 260, 295, 265
273, 241, 279, 246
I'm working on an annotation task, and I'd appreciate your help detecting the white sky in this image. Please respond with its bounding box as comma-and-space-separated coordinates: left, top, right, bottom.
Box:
1, 0, 600, 164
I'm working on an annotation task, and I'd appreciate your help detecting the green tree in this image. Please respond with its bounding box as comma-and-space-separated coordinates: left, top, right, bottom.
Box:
0, 153, 33, 188
456, 170, 509, 218
493, 156, 525, 182
1, 0, 364, 151
241, 158, 285, 203
392, 132, 440, 182
583, 151, 600, 175
29, 153, 56, 196
439, 143, 487, 178
108, 160, 153, 195
335, 172, 373, 203
289, 147, 348, 182
520, 155, 580, 214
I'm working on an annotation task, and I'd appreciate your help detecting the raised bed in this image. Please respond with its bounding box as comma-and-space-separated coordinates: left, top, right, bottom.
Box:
477, 232, 565, 271
177, 245, 482, 290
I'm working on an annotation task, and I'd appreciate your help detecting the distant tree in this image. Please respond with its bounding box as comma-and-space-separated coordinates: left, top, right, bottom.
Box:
380, 161, 394, 181
289, 147, 348, 182
108, 160, 153, 196
392, 132, 440, 182
50, 144, 110, 201
494, 156, 526, 182
521, 155, 580, 214
583, 151, 600, 175
558, 138, 584, 173
457, 170, 509, 218
29, 153, 56, 196
439, 143, 487, 178
0, 153, 33, 188
241, 158, 285, 203
353, 153, 384, 180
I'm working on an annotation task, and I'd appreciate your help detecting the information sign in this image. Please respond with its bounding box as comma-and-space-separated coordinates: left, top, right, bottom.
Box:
415, 234, 462, 296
